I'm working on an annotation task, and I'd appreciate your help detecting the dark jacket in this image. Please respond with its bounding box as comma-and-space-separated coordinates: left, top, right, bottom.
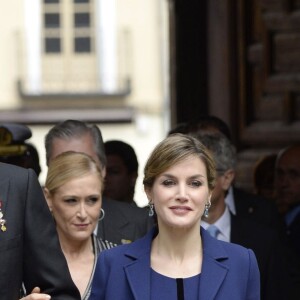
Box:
98, 197, 153, 245
231, 213, 289, 300
0, 163, 80, 300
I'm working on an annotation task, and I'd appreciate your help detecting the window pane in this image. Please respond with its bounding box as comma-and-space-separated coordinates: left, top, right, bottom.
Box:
44, 13, 60, 28
74, 0, 89, 3
45, 38, 61, 53
74, 37, 91, 53
74, 13, 90, 28
44, 0, 59, 3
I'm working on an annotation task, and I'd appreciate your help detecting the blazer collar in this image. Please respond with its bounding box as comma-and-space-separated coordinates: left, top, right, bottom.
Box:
200, 227, 229, 299
122, 227, 229, 300
0, 176, 9, 215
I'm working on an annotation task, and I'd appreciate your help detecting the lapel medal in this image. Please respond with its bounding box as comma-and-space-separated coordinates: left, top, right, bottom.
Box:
0, 201, 6, 232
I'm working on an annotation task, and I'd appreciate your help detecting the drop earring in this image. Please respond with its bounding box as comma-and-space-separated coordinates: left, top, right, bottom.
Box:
148, 203, 154, 217
203, 197, 211, 218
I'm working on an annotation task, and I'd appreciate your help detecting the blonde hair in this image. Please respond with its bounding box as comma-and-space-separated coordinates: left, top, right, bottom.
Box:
45, 151, 103, 195
143, 134, 216, 191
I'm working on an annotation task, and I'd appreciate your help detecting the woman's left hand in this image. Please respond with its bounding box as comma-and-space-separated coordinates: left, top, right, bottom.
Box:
20, 287, 51, 300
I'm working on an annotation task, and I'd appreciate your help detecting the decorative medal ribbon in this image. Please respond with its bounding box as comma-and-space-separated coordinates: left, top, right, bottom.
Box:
0, 200, 6, 232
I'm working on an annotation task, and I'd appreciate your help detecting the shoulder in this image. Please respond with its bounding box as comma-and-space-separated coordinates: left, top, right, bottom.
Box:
202, 226, 257, 263
219, 238, 256, 259
0, 163, 35, 189
233, 187, 278, 220
0, 162, 29, 177
210, 237, 259, 277
231, 213, 278, 240
102, 197, 149, 220
99, 229, 153, 261
233, 187, 264, 203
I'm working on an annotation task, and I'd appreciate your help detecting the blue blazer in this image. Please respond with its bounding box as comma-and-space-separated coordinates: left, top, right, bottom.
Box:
90, 227, 260, 300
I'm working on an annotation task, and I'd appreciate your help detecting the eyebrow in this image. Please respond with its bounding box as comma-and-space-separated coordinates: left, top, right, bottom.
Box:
160, 173, 206, 179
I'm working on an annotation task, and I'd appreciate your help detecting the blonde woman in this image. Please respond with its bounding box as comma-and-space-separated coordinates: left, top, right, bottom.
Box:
22, 151, 115, 300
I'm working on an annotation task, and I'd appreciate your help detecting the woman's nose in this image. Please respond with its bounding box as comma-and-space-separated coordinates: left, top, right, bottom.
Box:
77, 204, 87, 218
176, 184, 188, 201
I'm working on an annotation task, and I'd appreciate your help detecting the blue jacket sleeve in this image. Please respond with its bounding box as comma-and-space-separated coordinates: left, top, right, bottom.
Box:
246, 249, 261, 300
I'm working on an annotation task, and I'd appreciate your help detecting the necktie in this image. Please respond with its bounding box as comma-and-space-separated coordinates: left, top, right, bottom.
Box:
206, 224, 220, 238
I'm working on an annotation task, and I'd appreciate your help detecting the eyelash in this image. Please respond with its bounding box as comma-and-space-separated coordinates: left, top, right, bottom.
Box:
64, 198, 76, 204
162, 180, 175, 186
161, 180, 202, 187
191, 181, 201, 187
64, 197, 99, 204
88, 197, 99, 204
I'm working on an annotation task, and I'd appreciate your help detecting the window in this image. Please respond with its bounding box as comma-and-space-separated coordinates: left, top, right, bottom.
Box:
43, 1, 61, 54
41, 0, 96, 91
44, 0, 59, 3
45, 38, 61, 53
44, 13, 60, 28
74, 37, 91, 53
74, 13, 90, 28
22, 0, 132, 102
73, 1, 92, 53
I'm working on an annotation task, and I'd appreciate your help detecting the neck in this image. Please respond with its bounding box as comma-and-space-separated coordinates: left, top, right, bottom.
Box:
151, 223, 203, 278
153, 223, 202, 260
58, 233, 93, 258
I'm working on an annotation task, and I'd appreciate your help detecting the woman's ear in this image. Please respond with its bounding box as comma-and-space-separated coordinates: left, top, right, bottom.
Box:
144, 186, 152, 202
43, 187, 53, 211
208, 193, 212, 203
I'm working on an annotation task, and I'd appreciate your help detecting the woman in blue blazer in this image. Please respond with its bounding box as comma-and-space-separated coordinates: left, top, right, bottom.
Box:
90, 134, 260, 300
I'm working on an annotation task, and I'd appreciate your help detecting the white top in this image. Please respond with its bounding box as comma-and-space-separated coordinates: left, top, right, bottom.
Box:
202, 206, 231, 242
224, 186, 236, 215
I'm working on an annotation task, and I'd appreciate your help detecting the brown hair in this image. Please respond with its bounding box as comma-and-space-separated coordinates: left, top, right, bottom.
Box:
143, 134, 216, 191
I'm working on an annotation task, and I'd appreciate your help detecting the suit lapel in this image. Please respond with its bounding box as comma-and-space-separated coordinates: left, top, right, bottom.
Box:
99, 198, 130, 243
122, 230, 153, 300
124, 253, 151, 300
230, 213, 243, 243
199, 228, 229, 300
0, 176, 10, 234
0, 176, 9, 213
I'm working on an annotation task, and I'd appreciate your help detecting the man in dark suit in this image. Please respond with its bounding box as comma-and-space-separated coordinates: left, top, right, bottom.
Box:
197, 131, 290, 300
169, 115, 281, 229
275, 144, 300, 249
45, 120, 153, 245
226, 184, 282, 230
275, 144, 300, 296
0, 162, 80, 300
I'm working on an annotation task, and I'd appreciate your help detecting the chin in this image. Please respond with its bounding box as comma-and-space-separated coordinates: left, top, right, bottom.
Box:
166, 219, 197, 230
73, 232, 92, 240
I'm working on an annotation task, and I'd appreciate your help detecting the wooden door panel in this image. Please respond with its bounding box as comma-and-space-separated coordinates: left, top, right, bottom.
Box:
238, 0, 300, 146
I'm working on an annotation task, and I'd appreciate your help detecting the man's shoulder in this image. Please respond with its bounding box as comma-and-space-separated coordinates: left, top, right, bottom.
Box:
102, 197, 148, 218
231, 213, 279, 241
232, 187, 281, 228
0, 162, 29, 178
233, 187, 276, 212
